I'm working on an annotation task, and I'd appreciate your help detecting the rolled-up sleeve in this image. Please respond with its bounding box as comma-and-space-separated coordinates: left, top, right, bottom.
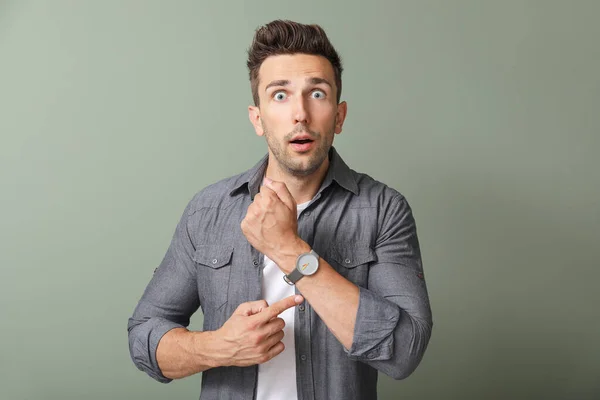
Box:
347, 195, 433, 380
127, 201, 200, 383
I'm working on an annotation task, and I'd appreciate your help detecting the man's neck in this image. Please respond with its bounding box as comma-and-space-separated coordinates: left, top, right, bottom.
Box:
264, 156, 330, 205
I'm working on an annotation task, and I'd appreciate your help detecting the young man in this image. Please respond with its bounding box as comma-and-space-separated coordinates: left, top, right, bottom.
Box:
128, 20, 433, 400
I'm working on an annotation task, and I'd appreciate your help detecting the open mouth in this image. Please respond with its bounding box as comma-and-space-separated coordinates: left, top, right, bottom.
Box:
290, 139, 314, 144
289, 138, 315, 152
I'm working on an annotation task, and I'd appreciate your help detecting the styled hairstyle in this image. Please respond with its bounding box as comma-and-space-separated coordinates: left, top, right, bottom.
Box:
246, 20, 343, 106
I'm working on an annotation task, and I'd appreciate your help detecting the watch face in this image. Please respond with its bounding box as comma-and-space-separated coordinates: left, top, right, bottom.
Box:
297, 253, 319, 275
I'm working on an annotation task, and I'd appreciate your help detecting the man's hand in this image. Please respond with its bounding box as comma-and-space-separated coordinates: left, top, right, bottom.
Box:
213, 294, 304, 367
241, 178, 308, 269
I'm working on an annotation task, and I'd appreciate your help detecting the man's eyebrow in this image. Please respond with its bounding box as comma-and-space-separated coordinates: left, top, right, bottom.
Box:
264, 77, 333, 92
264, 80, 290, 92
308, 77, 332, 88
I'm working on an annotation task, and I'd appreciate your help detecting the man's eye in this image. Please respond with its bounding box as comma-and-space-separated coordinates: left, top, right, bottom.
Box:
273, 91, 287, 101
311, 90, 326, 99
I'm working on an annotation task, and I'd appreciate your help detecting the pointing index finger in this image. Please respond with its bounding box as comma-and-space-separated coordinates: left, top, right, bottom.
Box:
254, 295, 304, 323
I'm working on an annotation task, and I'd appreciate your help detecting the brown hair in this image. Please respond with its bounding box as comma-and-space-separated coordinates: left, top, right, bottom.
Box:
247, 20, 343, 106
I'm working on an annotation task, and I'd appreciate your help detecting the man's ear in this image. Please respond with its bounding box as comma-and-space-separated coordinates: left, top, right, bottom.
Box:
248, 105, 264, 137
334, 101, 348, 135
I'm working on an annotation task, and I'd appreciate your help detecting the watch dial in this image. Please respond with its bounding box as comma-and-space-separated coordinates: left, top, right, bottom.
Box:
297, 253, 318, 275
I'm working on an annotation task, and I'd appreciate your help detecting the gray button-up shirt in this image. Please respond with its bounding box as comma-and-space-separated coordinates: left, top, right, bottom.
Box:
127, 147, 433, 400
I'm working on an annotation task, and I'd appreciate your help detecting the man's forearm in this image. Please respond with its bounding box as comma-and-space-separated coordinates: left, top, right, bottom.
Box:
156, 328, 218, 380
276, 240, 359, 350
296, 259, 359, 350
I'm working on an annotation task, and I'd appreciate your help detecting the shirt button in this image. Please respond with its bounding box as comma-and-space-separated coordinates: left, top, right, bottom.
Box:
344, 258, 351, 264
300, 355, 307, 361
212, 259, 218, 264
253, 260, 259, 266
299, 304, 305, 311
305, 211, 311, 216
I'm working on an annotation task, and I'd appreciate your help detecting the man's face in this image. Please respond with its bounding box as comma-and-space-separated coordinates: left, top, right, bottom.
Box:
249, 54, 347, 177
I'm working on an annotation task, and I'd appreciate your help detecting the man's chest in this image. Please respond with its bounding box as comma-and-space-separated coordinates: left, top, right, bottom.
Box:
189, 201, 380, 326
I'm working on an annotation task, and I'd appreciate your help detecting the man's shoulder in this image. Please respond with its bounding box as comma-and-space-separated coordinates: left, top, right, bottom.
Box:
184, 170, 250, 214
350, 168, 407, 205
329, 147, 406, 205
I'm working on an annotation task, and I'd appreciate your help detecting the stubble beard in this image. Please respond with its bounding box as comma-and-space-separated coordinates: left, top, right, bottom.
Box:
262, 119, 336, 178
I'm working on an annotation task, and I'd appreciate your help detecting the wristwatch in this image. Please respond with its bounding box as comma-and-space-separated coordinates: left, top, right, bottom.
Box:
283, 249, 320, 285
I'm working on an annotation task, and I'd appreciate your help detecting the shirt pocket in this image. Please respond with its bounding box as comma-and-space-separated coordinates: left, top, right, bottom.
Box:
325, 242, 377, 288
192, 244, 233, 312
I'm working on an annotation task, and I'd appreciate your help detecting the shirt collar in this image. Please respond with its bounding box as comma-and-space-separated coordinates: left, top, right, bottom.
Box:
228, 146, 359, 200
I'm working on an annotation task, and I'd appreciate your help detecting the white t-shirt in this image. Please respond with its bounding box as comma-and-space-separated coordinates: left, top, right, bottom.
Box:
255, 200, 311, 400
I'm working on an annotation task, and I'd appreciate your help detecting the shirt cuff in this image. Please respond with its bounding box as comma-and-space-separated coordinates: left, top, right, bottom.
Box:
129, 317, 184, 383
345, 287, 401, 361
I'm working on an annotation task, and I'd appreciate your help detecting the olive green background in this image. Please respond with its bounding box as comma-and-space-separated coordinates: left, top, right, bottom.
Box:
1, 1, 598, 399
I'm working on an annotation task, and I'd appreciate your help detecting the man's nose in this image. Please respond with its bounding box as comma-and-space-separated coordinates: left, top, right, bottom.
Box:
293, 96, 309, 125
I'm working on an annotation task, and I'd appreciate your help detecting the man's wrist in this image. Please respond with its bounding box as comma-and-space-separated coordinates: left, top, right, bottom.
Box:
274, 237, 311, 274
192, 330, 223, 369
